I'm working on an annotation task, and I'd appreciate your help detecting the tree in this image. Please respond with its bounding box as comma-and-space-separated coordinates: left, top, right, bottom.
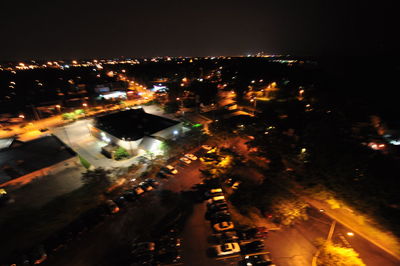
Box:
81, 168, 112, 187
317, 240, 366, 266
271, 197, 309, 226
114, 147, 130, 160
164, 101, 179, 113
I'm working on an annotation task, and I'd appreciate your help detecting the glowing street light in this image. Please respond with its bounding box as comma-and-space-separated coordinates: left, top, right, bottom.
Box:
55, 105, 61, 113
347, 232, 354, 237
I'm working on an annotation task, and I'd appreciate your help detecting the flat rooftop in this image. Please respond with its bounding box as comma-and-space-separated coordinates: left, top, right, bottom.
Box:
0, 136, 76, 185
94, 108, 179, 141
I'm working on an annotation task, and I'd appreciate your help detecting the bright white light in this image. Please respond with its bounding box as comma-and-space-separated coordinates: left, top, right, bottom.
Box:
101, 132, 111, 143
173, 130, 178, 135
100, 91, 127, 100
152, 85, 167, 92
390, 140, 400, 145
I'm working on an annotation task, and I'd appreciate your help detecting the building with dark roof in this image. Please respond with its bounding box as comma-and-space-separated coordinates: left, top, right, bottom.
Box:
0, 136, 76, 186
90, 108, 184, 156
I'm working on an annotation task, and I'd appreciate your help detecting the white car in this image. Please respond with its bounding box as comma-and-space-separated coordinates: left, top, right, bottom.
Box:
214, 242, 240, 256
184, 153, 198, 161
165, 165, 178, 174
201, 145, 213, 151
180, 157, 192, 164
213, 221, 234, 232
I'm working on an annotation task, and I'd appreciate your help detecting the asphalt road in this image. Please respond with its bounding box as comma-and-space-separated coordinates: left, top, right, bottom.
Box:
265, 207, 400, 266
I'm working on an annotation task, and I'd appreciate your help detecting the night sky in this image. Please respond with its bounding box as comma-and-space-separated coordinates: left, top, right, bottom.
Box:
0, 0, 395, 60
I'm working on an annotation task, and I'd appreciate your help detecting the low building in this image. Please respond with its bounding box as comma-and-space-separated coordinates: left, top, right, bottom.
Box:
90, 108, 185, 155
0, 136, 77, 186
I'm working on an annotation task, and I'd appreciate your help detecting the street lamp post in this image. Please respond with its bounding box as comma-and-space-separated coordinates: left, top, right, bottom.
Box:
250, 97, 257, 116
176, 97, 184, 116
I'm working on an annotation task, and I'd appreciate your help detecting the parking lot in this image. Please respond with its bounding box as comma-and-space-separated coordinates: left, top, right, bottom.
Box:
163, 147, 275, 266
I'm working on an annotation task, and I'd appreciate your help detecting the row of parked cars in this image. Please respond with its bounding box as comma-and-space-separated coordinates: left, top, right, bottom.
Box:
157, 152, 199, 178
204, 186, 275, 265
106, 178, 160, 214
130, 229, 182, 265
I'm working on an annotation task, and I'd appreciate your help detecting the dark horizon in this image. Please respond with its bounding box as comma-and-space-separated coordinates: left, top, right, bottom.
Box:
0, 0, 396, 60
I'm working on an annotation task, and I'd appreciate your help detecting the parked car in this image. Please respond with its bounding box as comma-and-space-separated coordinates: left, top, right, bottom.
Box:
157, 171, 170, 179
209, 211, 231, 222
114, 196, 127, 207
207, 195, 225, 205
140, 182, 154, 191
201, 145, 213, 151
184, 153, 198, 161
145, 178, 160, 187
207, 197, 226, 208
231, 181, 241, 190
213, 221, 234, 232
131, 242, 156, 254
105, 200, 120, 214
242, 240, 264, 253
239, 254, 275, 266
133, 186, 145, 195
213, 242, 240, 256
123, 191, 138, 201
200, 156, 217, 163
238, 227, 269, 239
30, 245, 48, 264
179, 157, 192, 164
209, 188, 223, 194
213, 231, 239, 243
205, 188, 223, 198
208, 203, 229, 212
164, 165, 178, 174
0, 188, 10, 205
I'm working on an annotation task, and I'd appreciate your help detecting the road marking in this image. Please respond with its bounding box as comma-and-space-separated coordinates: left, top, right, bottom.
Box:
338, 233, 352, 248
327, 220, 336, 241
